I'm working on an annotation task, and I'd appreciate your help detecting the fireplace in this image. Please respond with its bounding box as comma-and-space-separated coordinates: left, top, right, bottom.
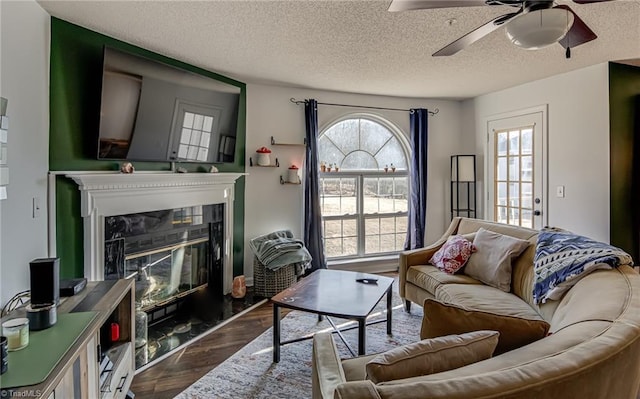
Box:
60, 171, 243, 294
52, 172, 246, 369
103, 204, 224, 316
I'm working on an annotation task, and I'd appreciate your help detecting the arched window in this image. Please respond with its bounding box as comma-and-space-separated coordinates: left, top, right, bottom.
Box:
318, 115, 409, 259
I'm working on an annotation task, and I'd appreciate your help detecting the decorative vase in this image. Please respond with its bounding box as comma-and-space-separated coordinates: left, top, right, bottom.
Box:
232, 275, 246, 298
287, 165, 299, 183
256, 147, 272, 166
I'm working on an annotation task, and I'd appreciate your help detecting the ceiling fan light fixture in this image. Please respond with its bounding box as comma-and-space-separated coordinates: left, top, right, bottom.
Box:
505, 9, 575, 50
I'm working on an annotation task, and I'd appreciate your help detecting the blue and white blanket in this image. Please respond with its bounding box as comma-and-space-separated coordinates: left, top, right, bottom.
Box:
533, 228, 633, 304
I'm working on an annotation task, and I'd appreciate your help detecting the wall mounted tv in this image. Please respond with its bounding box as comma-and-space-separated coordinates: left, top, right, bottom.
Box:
97, 46, 241, 163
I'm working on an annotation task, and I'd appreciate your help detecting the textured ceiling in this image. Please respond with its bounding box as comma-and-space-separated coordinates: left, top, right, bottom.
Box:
37, 0, 640, 99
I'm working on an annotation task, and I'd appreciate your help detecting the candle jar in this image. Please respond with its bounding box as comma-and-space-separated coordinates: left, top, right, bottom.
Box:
2, 318, 29, 351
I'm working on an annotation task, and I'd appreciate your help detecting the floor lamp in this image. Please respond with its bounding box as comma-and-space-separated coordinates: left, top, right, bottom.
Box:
451, 155, 476, 220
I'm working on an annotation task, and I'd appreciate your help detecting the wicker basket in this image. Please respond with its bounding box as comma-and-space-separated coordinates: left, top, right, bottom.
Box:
253, 256, 297, 298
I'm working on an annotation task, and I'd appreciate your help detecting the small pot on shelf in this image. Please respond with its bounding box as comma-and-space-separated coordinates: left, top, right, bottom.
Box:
287, 165, 300, 183
256, 147, 272, 166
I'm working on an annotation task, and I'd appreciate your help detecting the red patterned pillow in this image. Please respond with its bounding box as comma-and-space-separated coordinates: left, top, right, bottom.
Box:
430, 235, 476, 274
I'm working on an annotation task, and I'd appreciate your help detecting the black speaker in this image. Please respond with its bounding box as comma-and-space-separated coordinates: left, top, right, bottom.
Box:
30, 258, 60, 306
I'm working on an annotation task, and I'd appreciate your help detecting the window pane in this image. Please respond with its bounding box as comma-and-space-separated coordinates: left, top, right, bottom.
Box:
497, 132, 508, 156
183, 112, 194, 128
521, 210, 533, 228
393, 178, 408, 212
180, 128, 192, 145
363, 178, 381, 214
318, 136, 344, 168
375, 139, 406, 171
365, 216, 404, 254
320, 178, 356, 216
508, 157, 519, 181
325, 120, 359, 154
508, 207, 520, 225
521, 183, 533, 209
509, 131, 520, 155
360, 119, 392, 156
323, 219, 343, 239
193, 114, 204, 131
508, 183, 519, 207
203, 116, 213, 133
342, 151, 377, 170
497, 157, 507, 181
496, 206, 507, 224
521, 156, 533, 182
497, 182, 507, 206
521, 128, 533, 155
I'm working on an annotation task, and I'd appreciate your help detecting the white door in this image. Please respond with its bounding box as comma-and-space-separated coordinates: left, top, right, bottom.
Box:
486, 106, 547, 229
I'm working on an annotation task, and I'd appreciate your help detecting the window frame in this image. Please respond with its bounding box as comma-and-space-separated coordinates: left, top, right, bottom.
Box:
318, 114, 410, 261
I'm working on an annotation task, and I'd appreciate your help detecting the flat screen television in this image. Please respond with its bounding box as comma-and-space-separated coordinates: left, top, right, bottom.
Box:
97, 46, 241, 163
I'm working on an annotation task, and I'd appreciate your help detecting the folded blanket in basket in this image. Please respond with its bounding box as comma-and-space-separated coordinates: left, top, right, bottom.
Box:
250, 230, 312, 271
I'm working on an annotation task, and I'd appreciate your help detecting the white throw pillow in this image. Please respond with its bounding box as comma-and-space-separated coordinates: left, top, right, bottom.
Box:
464, 228, 530, 292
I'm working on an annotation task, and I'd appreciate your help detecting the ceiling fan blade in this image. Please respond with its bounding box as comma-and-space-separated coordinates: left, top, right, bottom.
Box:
555, 5, 597, 49
433, 12, 520, 56
388, 0, 488, 12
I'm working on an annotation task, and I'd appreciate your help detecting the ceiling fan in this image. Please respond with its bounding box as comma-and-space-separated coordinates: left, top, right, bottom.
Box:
388, 0, 613, 57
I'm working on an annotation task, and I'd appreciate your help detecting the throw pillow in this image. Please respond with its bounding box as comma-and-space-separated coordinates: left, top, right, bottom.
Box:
464, 228, 530, 292
421, 299, 550, 355
429, 235, 476, 274
365, 330, 499, 383
533, 228, 634, 304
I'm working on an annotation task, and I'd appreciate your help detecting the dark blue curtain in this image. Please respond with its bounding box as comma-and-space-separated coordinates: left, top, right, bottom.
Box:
404, 108, 429, 250
304, 99, 327, 272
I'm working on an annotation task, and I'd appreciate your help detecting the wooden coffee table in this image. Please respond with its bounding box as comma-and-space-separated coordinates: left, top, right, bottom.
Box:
271, 269, 394, 362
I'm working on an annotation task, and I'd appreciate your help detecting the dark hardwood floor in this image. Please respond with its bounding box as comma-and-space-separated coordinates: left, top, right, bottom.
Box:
130, 299, 289, 398
130, 271, 396, 398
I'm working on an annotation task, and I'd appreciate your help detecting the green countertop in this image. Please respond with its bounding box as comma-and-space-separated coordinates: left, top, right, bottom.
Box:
0, 311, 98, 389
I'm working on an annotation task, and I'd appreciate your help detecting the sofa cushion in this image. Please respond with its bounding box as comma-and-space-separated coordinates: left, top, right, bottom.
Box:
421, 298, 550, 354
429, 235, 476, 274
365, 330, 499, 383
436, 283, 546, 321
464, 228, 530, 292
407, 265, 482, 296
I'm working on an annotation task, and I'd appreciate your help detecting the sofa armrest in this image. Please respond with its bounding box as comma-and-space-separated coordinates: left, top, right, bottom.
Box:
312, 332, 347, 399
399, 218, 462, 299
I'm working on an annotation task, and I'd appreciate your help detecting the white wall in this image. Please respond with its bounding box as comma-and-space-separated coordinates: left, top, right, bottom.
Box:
244, 83, 464, 279
0, 1, 50, 306
464, 63, 610, 241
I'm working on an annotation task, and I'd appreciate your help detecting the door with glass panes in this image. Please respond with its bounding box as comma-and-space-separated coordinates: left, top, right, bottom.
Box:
486, 107, 547, 229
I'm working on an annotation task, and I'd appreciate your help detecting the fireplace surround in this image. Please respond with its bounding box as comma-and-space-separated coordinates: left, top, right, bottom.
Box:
49, 171, 244, 294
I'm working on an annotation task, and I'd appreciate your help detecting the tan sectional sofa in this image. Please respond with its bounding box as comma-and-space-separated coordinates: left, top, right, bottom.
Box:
312, 217, 640, 399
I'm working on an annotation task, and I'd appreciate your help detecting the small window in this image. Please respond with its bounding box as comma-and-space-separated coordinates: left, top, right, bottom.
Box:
318, 116, 409, 260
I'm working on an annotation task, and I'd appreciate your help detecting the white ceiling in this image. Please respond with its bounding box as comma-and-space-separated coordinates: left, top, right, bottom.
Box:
38, 0, 640, 99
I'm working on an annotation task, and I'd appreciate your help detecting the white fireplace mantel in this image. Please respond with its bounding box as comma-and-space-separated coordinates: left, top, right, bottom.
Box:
48, 171, 245, 294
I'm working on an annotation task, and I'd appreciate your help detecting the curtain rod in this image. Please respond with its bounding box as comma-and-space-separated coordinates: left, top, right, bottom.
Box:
290, 98, 439, 116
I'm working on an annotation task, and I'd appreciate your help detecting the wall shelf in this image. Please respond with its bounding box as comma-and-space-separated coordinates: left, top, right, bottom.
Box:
280, 175, 302, 185
271, 136, 306, 147
249, 157, 279, 167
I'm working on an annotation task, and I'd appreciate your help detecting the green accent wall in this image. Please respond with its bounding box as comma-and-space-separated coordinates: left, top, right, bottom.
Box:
50, 18, 246, 278
609, 62, 640, 262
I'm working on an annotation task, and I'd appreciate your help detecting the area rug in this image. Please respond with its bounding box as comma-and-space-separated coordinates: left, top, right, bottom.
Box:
175, 294, 424, 399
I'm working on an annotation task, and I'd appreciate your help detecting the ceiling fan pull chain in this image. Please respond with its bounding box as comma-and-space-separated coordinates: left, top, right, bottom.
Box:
566, 47, 571, 59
